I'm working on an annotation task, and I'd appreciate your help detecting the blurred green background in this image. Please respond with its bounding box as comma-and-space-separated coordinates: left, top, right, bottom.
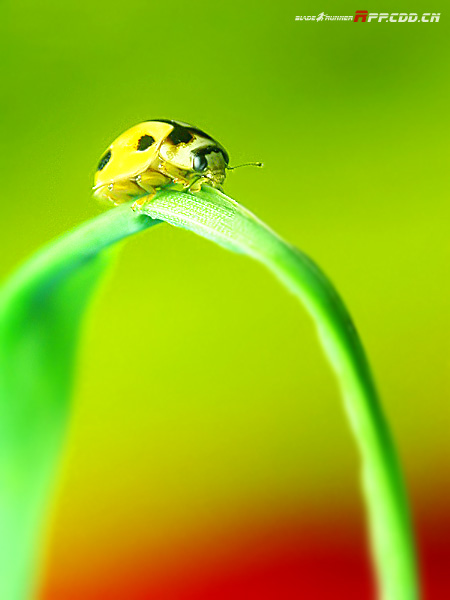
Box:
3, 1, 449, 597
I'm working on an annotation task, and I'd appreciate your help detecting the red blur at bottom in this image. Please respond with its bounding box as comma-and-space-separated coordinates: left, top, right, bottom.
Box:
43, 511, 450, 599
42, 519, 375, 600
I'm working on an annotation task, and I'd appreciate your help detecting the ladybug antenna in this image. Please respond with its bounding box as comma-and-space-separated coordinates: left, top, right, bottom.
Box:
226, 161, 263, 170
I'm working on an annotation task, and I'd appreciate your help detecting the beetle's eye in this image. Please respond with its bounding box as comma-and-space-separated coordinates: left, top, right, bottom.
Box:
193, 154, 208, 172
137, 135, 155, 151
97, 149, 111, 171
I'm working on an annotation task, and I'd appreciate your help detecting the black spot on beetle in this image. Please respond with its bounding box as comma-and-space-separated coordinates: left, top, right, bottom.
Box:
147, 119, 215, 142
97, 149, 111, 171
167, 125, 194, 145
137, 134, 155, 151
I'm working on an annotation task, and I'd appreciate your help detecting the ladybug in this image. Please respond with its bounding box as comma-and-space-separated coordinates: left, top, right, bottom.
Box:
93, 119, 261, 210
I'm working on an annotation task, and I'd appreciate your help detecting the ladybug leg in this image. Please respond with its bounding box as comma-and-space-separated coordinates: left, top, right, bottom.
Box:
135, 170, 170, 193
132, 190, 157, 211
187, 177, 208, 192
132, 170, 171, 211
157, 162, 191, 187
187, 177, 223, 193
95, 179, 143, 205
135, 170, 170, 192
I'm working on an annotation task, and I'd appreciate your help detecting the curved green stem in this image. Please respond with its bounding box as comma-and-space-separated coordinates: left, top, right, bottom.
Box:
139, 187, 419, 600
0, 188, 418, 599
0, 208, 158, 599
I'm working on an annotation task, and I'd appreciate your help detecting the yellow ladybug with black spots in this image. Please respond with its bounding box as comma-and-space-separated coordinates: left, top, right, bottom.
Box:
93, 119, 235, 210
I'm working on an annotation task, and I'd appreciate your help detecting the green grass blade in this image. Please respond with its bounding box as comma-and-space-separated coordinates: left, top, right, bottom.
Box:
0, 188, 418, 600
0, 206, 158, 599
139, 186, 419, 600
